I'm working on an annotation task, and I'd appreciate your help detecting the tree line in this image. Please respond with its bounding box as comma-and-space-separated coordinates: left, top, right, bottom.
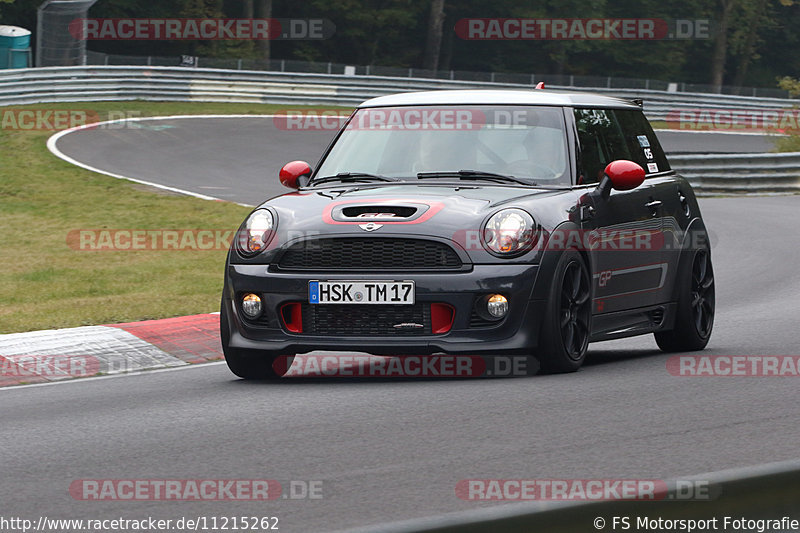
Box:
1, 0, 798, 89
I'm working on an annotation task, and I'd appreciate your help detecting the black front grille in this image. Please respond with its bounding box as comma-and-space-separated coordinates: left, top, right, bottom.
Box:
302, 303, 431, 336
277, 238, 462, 271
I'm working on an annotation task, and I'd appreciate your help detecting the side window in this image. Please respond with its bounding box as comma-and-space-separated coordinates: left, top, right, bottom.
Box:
573, 108, 632, 185
612, 109, 671, 175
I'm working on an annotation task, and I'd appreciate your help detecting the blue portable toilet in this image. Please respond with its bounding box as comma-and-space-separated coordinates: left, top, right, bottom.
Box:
0, 25, 32, 69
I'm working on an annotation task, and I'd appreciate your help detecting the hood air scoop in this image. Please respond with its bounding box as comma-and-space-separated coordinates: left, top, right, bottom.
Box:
334, 203, 428, 223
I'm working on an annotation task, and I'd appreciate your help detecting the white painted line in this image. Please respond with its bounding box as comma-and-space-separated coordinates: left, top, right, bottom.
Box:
46, 113, 346, 207
48, 118, 231, 203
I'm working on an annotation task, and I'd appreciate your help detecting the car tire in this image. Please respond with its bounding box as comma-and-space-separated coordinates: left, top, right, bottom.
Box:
537, 250, 592, 374
655, 248, 715, 352
220, 297, 294, 379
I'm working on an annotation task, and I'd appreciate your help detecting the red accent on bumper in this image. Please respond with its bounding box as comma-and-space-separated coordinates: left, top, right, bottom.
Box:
431, 303, 456, 334
280, 303, 303, 333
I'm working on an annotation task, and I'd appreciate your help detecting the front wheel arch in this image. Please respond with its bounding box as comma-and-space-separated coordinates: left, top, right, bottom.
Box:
528, 221, 594, 302
536, 248, 593, 373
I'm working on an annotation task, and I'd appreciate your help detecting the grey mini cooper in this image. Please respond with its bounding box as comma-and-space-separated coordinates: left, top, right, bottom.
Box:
221, 89, 714, 378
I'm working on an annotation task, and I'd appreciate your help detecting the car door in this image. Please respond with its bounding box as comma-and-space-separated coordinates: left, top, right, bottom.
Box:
574, 108, 664, 315
613, 108, 679, 307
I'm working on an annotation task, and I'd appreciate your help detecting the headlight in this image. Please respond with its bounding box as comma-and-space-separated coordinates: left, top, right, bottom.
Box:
237, 209, 276, 256
483, 208, 537, 256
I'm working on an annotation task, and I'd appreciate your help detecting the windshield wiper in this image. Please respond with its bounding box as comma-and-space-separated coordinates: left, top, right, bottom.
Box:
416, 170, 535, 186
309, 172, 399, 186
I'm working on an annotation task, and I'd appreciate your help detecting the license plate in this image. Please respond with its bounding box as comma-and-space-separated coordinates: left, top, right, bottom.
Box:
309, 281, 415, 305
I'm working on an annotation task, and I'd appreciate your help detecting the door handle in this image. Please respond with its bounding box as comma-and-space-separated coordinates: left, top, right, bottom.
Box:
645, 200, 662, 218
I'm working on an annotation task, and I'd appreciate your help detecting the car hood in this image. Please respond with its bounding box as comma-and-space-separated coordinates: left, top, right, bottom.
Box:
246, 183, 580, 265
263, 183, 567, 237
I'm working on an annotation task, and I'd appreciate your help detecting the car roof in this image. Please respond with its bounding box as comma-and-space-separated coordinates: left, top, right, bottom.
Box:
358, 89, 640, 109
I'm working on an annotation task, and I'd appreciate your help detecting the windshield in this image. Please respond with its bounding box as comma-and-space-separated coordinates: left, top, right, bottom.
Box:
314, 105, 570, 185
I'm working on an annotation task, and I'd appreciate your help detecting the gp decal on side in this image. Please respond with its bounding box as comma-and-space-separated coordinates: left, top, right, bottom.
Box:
592, 263, 669, 297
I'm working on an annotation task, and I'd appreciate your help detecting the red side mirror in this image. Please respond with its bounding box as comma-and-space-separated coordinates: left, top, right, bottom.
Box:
280, 161, 312, 189
604, 160, 646, 191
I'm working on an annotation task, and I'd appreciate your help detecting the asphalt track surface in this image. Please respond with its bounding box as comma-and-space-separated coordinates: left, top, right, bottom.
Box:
655, 129, 776, 154
52, 116, 778, 205
6, 117, 798, 532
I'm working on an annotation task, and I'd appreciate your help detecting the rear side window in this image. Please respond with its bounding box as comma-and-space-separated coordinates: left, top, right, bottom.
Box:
613, 109, 670, 175
574, 107, 670, 185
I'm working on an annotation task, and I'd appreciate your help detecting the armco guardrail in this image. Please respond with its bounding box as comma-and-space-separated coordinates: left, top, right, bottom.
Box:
670, 152, 800, 194
342, 459, 800, 533
85, 51, 796, 100
3, 66, 799, 194
1, 66, 799, 123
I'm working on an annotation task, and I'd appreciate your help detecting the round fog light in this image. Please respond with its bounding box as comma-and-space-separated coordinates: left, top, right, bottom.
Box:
487, 294, 509, 319
241, 293, 263, 319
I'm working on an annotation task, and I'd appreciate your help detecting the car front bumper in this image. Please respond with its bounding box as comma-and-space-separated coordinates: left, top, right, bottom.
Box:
223, 263, 546, 357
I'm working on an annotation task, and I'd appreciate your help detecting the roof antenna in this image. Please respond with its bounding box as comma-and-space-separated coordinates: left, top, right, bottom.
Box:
535, 82, 545, 89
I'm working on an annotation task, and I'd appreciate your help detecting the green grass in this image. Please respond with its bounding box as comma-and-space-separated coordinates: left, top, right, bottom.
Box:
0, 101, 353, 334
772, 133, 800, 152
